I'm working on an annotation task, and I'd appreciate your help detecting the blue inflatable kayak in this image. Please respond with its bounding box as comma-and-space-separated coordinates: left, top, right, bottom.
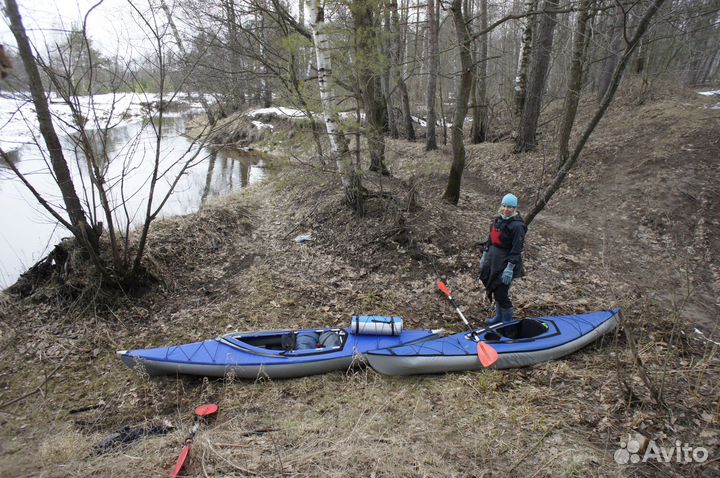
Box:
366, 309, 619, 375
118, 317, 443, 379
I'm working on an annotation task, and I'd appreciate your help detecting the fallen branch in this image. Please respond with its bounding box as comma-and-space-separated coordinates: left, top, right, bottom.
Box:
621, 311, 667, 409
0, 364, 61, 409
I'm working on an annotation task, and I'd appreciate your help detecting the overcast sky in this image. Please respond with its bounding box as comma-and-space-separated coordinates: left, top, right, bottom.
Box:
1, 0, 152, 57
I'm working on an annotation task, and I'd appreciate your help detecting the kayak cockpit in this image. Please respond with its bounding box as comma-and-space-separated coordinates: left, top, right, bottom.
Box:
477, 319, 552, 342
219, 328, 349, 356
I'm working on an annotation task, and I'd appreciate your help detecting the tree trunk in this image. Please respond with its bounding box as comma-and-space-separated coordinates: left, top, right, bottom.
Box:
390, 0, 415, 141
597, 8, 623, 101
307, 0, 363, 212
514, 0, 559, 153
352, 0, 389, 175
514, 0, 536, 118
425, 0, 439, 150
442, 0, 473, 205
555, 0, 592, 169
470, 0, 489, 143
5, 0, 99, 253
382, 6, 399, 138
524, 0, 667, 226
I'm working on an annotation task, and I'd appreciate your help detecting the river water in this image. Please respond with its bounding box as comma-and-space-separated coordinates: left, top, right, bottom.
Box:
0, 114, 265, 289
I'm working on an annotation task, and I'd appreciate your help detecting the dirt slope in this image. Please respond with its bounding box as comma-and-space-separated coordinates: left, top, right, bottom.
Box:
0, 88, 718, 477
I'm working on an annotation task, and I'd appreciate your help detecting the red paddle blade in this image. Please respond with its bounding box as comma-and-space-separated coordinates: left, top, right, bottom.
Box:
477, 342, 499, 368
171, 445, 190, 477
437, 280, 451, 298
194, 404, 218, 417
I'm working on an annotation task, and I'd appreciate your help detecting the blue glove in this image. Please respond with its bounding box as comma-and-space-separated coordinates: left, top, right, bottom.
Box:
479, 251, 488, 269
501, 263, 515, 285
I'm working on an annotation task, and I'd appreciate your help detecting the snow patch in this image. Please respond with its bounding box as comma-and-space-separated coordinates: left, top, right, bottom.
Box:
696, 90, 720, 110
251, 120, 274, 130
246, 107, 307, 119
0, 92, 206, 153
695, 328, 720, 346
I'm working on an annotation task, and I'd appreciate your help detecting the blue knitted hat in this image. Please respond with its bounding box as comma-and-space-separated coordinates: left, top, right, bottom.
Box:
501, 193, 518, 208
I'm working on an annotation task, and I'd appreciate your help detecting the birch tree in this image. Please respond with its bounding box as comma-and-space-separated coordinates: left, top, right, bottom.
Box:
514, 0, 537, 118
306, 0, 365, 212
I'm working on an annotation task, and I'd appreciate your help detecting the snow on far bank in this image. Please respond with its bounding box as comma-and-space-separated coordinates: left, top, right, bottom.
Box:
697, 89, 720, 109
246, 107, 307, 119
0, 92, 207, 153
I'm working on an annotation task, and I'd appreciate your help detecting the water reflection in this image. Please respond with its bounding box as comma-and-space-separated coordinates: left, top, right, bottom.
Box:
0, 114, 265, 288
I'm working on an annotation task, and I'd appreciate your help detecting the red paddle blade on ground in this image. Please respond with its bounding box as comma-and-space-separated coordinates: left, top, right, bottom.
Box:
437, 280, 451, 298
170, 445, 190, 478
477, 342, 499, 368
194, 404, 218, 417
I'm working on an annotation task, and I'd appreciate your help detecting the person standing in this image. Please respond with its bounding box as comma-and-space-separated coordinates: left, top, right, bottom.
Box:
479, 193, 527, 324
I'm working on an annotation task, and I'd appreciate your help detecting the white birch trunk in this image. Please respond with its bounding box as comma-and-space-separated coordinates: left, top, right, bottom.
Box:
514, 0, 536, 117
306, 0, 352, 183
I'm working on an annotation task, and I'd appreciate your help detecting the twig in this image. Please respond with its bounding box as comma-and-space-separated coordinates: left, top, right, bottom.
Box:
0, 364, 61, 409
214, 428, 278, 443
268, 429, 284, 476
621, 311, 666, 409
283, 202, 321, 240
205, 439, 257, 475
508, 429, 554, 474
69, 403, 104, 414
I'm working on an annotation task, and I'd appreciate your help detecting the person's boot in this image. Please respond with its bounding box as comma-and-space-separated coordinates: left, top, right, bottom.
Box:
500, 307, 514, 323
486, 303, 502, 325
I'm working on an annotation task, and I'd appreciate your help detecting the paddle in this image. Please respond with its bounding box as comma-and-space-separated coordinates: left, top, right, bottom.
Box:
437, 280, 499, 368
170, 404, 219, 477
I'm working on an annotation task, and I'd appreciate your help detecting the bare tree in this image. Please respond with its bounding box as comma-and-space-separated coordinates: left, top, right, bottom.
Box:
525, 0, 668, 225
442, 0, 473, 205
352, 0, 389, 175
4, 0, 100, 260
470, 0, 489, 143
514, 0, 560, 153
389, 0, 415, 141
158, 0, 216, 124
425, 0, 439, 150
556, 0, 593, 169
3, 0, 214, 287
514, 0, 537, 118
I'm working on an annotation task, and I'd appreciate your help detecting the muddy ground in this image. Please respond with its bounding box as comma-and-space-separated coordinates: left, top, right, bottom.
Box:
0, 86, 718, 477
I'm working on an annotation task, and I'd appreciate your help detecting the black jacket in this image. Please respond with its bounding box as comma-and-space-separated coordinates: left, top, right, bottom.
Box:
479, 213, 526, 295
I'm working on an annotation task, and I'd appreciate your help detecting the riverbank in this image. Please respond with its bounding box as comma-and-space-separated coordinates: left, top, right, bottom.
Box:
0, 87, 718, 476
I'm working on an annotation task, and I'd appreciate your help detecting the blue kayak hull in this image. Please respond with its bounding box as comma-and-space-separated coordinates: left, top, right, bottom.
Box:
118, 327, 441, 379
366, 309, 619, 375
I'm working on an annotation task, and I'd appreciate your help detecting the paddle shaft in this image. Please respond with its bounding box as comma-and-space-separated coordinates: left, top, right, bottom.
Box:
437, 280, 499, 367
438, 281, 478, 339
171, 405, 218, 477
447, 295, 479, 339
